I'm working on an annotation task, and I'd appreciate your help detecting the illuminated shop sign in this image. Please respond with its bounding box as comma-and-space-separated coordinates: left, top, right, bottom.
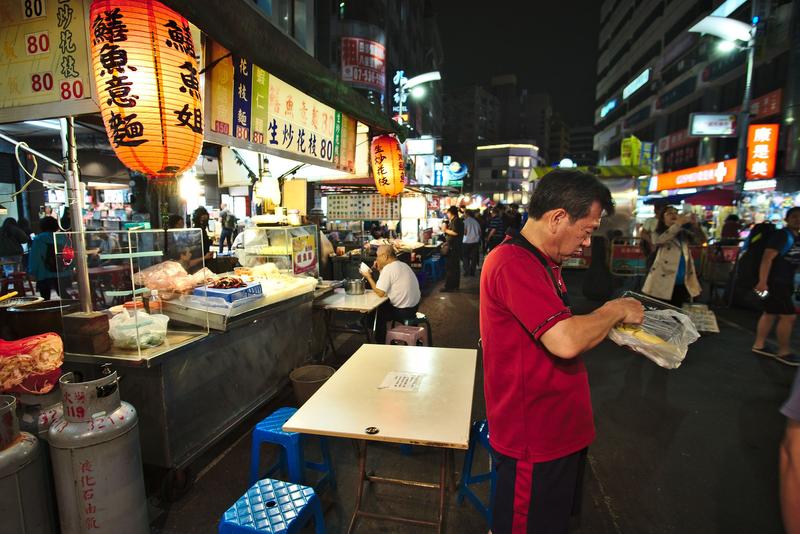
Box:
600, 98, 618, 118
623, 68, 650, 100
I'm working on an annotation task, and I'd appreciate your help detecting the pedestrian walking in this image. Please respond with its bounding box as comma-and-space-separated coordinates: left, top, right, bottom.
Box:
480, 169, 644, 534
780, 369, 800, 533
28, 216, 72, 299
486, 206, 506, 251
641, 206, 705, 307
218, 203, 237, 253
441, 206, 463, 292
462, 210, 481, 277
753, 207, 800, 366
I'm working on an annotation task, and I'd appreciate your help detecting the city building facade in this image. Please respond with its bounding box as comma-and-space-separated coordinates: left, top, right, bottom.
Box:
594, 0, 795, 183
472, 143, 543, 205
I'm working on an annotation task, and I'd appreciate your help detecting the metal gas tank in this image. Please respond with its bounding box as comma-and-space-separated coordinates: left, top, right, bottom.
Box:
0, 394, 57, 533
48, 371, 148, 534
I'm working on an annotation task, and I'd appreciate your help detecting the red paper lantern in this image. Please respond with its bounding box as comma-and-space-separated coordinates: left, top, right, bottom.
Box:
370, 134, 405, 197
89, 0, 203, 178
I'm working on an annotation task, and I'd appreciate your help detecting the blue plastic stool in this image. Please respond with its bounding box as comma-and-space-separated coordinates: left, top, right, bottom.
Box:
457, 419, 496, 524
219, 478, 325, 533
415, 269, 426, 288
422, 257, 442, 281
249, 407, 335, 491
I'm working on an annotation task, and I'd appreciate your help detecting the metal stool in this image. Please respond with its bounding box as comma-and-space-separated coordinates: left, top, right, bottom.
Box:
457, 419, 496, 524
385, 324, 427, 346
219, 478, 326, 533
249, 407, 335, 491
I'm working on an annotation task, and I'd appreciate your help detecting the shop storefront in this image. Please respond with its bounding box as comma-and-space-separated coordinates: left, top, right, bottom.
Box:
0, 0, 403, 474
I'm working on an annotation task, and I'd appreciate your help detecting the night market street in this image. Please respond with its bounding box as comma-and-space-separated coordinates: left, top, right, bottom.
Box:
152, 270, 795, 534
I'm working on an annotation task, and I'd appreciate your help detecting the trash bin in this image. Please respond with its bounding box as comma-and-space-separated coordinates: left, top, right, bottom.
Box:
289, 365, 335, 405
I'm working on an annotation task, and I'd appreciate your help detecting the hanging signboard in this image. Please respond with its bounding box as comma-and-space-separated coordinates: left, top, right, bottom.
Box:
689, 113, 738, 137
0, 0, 97, 122
620, 136, 641, 166
206, 41, 356, 172
746, 123, 778, 180
340, 37, 385, 93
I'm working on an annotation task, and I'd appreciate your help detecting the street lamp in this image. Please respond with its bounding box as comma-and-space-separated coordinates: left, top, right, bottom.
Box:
689, 13, 759, 194
393, 70, 441, 126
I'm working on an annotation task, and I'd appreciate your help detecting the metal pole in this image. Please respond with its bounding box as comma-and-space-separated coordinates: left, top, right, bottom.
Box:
60, 117, 92, 313
734, 9, 758, 196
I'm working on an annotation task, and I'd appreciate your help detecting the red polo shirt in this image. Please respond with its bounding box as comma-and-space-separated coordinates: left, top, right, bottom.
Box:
479, 238, 595, 462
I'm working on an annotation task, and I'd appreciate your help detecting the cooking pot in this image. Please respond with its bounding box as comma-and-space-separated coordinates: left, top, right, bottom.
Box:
344, 278, 365, 295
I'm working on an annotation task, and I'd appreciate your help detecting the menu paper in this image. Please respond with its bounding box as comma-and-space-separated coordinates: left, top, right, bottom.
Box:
378, 372, 424, 392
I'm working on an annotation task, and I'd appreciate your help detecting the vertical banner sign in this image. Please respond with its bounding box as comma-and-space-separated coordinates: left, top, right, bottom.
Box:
208, 40, 233, 136
0, 0, 95, 119
332, 111, 343, 168
746, 124, 778, 180
251, 65, 268, 145
338, 114, 357, 173
232, 55, 251, 141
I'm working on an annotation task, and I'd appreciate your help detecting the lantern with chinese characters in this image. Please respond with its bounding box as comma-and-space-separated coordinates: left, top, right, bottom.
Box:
89, 0, 203, 179
370, 134, 405, 197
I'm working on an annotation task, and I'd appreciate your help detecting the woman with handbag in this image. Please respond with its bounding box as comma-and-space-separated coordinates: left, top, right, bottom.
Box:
642, 206, 705, 307
441, 206, 464, 292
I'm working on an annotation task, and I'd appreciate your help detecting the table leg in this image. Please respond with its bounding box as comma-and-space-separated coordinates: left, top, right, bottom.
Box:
362, 313, 374, 344
324, 309, 338, 360
437, 448, 447, 534
346, 440, 368, 534
345, 442, 450, 533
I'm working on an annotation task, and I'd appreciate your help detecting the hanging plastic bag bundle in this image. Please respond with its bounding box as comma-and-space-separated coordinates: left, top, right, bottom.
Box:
608, 309, 700, 369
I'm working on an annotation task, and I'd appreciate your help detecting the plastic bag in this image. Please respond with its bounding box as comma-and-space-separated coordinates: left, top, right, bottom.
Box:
109, 311, 169, 349
608, 309, 700, 369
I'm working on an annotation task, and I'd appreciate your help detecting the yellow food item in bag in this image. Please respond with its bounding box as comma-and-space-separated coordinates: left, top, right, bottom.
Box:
614, 324, 666, 345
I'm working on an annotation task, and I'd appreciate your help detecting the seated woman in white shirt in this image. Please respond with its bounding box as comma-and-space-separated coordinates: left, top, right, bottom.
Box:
362, 245, 421, 343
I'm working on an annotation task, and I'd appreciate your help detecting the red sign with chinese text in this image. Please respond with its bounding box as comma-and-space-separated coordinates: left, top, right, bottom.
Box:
746, 124, 778, 180
341, 37, 386, 93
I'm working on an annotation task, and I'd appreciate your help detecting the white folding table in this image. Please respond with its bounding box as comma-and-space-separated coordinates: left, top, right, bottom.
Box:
314, 289, 388, 357
283, 343, 477, 533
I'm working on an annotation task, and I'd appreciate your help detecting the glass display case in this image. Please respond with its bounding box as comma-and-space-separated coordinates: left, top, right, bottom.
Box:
236, 224, 319, 276
52, 229, 210, 360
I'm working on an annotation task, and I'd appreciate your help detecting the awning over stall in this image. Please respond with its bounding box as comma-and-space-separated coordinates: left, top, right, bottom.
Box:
532, 165, 652, 179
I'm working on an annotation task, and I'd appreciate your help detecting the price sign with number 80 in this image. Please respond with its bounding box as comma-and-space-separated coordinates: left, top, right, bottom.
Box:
22, 0, 46, 19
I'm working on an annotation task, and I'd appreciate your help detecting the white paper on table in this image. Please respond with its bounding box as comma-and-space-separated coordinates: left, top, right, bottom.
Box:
378, 372, 425, 391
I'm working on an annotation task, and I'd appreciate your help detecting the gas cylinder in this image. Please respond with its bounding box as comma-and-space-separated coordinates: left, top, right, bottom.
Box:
0, 394, 57, 533
18, 387, 64, 441
48, 371, 148, 533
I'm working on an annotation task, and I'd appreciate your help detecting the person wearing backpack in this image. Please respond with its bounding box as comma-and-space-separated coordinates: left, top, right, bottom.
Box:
28, 216, 71, 299
753, 207, 800, 366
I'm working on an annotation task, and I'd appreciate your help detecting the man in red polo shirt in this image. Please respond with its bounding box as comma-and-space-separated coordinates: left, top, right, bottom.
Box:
480, 169, 644, 534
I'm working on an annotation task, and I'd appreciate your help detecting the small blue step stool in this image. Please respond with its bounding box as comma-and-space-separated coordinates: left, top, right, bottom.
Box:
219, 478, 325, 533
457, 419, 496, 524
250, 407, 335, 491
422, 256, 442, 281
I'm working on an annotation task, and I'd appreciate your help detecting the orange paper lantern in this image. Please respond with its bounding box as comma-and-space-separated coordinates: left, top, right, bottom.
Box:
370, 134, 405, 197
90, 0, 203, 178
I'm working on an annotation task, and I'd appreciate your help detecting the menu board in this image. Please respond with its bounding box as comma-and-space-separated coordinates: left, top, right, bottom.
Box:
0, 0, 96, 121
327, 194, 399, 220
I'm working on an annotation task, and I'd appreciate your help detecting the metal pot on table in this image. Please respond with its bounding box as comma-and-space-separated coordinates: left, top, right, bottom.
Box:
344, 278, 365, 295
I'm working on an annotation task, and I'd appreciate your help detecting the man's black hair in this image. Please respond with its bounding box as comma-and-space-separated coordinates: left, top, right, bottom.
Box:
447, 206, 459, 216
528, 169, 614, 221
786, 207, 800, 219
40, 216, 59, 232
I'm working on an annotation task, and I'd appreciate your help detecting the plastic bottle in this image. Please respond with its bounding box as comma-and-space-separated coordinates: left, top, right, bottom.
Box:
148, 289, 162, 315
